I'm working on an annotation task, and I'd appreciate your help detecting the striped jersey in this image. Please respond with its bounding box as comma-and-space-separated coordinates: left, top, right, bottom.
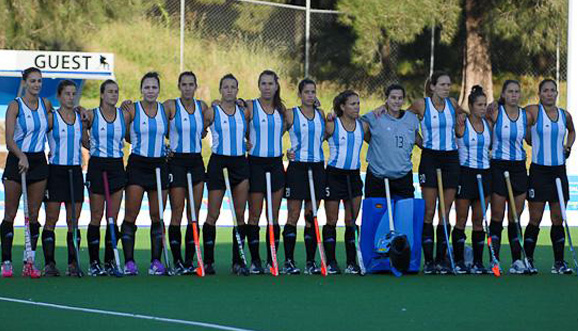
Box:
169, 98, 203, 154
458, 117, 491, 169
48, 110, 82, 165
210, 104, 247, 156
420, 97, 457, 151
90, 107, 125, 158
491, 105, 527, 161
13, 97, 49, 153
328, 117, 364, 170
531, 104, 567, 166
249, 99, 283, 157
289, 107, 325, 163
130, 102, 168, 158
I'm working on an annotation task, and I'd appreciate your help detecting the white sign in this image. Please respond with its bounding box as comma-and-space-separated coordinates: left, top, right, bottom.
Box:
0, 49, 114, 80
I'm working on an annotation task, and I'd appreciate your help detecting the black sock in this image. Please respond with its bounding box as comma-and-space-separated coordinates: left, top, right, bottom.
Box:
551, 225, 565, 262
451, 228, 466, 263
150, 222, 163, 262
30, 222, 40, 252
121, 222, 137, 263
104, 224, 120, 263
232, 225, 246, 265
87, 225, 101, 264
247, 225, 261, 263
507, 223, 521, 262
344, 226, 357, 265
266, 224, 280, 264
489, 221, 503, 261
1, 221, 14, 262
323, 225, 337, 264
524, 224, 540, 259
436, 224, 451, 263
304, 226, 317, 262
283, 224, 297, 262
422, 223, 434, 263
168, 225, 182, 264
66, 230, 81, 265
41, 229, 56, 265
184, 223, 196, 264
472, 230, 485, 264
203, 224, 216, 264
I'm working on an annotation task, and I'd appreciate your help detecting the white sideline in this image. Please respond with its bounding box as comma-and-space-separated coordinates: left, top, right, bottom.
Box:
0, 296, 257, 331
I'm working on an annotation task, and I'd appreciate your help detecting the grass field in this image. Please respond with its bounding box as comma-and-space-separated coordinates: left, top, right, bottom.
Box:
0, 227, 577, 330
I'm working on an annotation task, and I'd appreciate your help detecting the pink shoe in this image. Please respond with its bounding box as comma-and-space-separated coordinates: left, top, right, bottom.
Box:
1, 261, 13, 278
22, 262, 42, 279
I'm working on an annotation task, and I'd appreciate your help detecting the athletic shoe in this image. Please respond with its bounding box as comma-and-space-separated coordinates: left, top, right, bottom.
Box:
1, 261, 13, 278
263, 262, 273, 274
327, 261, 341, 275
104, 261, 123, 277
232, 263, 250, 276
526, 258, 539, 274
470, 262, 488, 275
124, 261, 139, 276
66, 263, 82, 277
344, 264, 360, 275
148, 259, 166, 275
281, 259, 301, 275
204, 263, 216, 275
249, 260, 265, 275
551, 260, 573, 274
23, 262, 42, 278
454, 261, 469, 275
423, 261, 436, 275
174, 261, 191, 276
435, 260, 452, 275
509, 260, 528, 274
304, 261, 321, 275
88, 262, 107, 276
43, 262, 60, 277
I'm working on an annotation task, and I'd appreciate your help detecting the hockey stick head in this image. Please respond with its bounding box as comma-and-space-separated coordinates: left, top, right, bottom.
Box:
389, 235, 411, 274
491, 262, 501, 277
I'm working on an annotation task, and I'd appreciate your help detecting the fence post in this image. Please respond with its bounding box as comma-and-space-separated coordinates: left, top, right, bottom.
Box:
304, 0, 311, 78
180, 0, 185, 72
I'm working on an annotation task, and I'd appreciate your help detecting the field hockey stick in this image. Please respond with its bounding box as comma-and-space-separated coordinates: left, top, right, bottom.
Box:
436, 169, 457, 274
186, 172, 205, 277
476, 174, 501, 277
384, 178, 403, 277
223, 168, 249, 270
68, 169, 84, 278
346, 175, 366, 276
555, 178, 578, 276
504, 171, 532, 272
307, 168, 328, 276
265, 172, 279, 276
102, 171, 123, 277
155, 167, 174, 276
20, 172, 40, 278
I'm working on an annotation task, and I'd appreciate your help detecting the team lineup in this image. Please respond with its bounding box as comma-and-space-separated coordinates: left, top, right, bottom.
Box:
1, 66, 576, 279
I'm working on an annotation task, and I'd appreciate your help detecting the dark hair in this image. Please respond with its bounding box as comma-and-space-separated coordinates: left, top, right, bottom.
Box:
178, 71, 197, 86
100, 79, 118, 94
219, 73, 238, 90
57, 79, 77, 96
333, 90, 359, 117
498, 79, 520, 105
538, 78, 557, 93
258, 70, 285, 114
385, 84, 406, 98
424, 71, 450, 97
298, 78, 316, 94
140, 71, 160, 89
468, 85, 486, 107
22, 67, 41, 81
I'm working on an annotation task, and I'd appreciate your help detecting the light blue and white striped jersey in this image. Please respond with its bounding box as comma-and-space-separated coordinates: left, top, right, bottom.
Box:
48, 110, 82, 165
420, 97, 457, 151
289, 107, 325, 163
458, 117, 491, 169
13, 97, 49, 153
491, 105, 527, 161
531, 104, 567, 166
130, 102, 168, 158
249, 99, 283, 158
90, 107, 125, 158
327, 117, 364, 170
169, 98, 203, 154
210, 104, 247, 156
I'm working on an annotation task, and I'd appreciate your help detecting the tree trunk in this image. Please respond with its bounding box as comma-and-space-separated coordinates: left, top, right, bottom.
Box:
459, 0, 493, 107
379, 35, 398, 86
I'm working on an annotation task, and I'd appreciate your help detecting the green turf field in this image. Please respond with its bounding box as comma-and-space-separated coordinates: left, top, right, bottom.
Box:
1, 227, 577, 331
